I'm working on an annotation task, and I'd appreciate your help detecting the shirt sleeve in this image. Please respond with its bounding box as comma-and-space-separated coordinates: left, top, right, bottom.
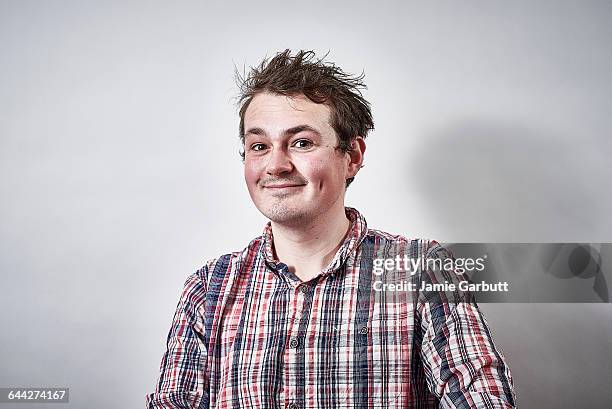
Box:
146, 267, 209, 409
416, 242, 516, 408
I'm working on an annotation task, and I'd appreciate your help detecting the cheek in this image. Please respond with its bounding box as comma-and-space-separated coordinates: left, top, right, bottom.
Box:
244, 161, 261, 189
300, 157, 345, 187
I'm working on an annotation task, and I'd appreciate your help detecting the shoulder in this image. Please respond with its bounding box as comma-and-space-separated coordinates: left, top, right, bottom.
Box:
364, 227, 444, 257
189, 235, 266, 289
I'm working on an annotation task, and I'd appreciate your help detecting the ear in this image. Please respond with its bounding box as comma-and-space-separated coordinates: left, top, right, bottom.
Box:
346, 136, 366, 178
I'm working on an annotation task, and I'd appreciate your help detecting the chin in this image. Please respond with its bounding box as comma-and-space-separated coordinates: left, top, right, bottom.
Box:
260, 202, 311, 224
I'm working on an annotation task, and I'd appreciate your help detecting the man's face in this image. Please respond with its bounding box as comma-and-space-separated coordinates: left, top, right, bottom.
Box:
243, 92, 354, 225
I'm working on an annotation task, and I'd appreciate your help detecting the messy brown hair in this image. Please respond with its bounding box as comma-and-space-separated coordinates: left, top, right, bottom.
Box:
235, 49, 374, 186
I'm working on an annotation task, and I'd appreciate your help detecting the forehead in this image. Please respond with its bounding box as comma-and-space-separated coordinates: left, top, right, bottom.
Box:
244, 92, 334, 137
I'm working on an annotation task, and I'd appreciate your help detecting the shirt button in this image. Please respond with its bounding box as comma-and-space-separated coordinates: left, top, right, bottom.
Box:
289, 338, 299, 348
300, 285, 310, 294
287, 403, 299, 409
359, 325, 369, 335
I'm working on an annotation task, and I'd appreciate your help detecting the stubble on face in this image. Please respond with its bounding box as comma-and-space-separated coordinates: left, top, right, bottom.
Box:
266, 200, 304, 224
257, 174, 309, 223
243, 93, 349, 227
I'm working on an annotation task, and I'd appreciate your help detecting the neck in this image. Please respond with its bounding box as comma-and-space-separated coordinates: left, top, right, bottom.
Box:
271, 202, 350, 282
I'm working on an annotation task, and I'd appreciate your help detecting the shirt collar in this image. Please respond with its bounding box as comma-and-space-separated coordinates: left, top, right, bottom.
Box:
261, 207, 368, 278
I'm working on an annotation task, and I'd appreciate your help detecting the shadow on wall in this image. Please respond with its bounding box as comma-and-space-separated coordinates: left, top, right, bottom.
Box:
409, 121, 612, 407
408, 120, 608, 241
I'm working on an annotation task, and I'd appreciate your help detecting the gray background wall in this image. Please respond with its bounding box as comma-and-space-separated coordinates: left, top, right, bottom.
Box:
1, 1, 611, 408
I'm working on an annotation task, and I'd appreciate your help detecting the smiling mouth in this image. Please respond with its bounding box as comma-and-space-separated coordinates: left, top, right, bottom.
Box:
264, 184, 306, 189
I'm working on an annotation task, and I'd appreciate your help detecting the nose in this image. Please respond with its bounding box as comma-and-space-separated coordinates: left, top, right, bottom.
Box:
265, 147, 293, 175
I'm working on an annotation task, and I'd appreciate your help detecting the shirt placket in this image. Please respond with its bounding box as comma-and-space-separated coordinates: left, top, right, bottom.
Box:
281, 266, 315, 409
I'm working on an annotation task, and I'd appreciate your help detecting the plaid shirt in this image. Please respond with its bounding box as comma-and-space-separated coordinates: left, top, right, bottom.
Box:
147, 208, 515, 408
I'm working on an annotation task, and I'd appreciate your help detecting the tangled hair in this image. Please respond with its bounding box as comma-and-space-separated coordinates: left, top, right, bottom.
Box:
235, 49, 374, 186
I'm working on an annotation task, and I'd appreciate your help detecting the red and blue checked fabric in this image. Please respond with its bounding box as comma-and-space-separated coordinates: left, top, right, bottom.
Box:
146, 208, 515, 408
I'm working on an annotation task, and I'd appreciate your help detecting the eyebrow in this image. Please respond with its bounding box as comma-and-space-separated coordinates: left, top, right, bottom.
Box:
244, 125, 322, 138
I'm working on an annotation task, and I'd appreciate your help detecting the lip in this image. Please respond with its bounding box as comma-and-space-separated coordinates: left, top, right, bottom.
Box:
264, 184, 306, 189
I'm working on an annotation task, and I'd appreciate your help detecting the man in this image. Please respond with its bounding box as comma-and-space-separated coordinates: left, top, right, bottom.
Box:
147, 50, 516, 408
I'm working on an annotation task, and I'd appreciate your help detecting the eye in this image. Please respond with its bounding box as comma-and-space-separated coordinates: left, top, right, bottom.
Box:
250, 143, 268, 152
292, 139, 314, 149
